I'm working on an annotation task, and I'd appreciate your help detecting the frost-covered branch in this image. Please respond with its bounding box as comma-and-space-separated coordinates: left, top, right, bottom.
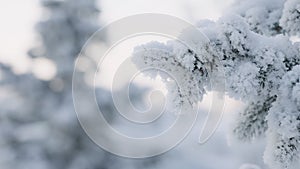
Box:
132, 0, 300, 168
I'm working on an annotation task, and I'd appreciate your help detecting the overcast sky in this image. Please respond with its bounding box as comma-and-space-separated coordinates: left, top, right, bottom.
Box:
0, 0, 233, 70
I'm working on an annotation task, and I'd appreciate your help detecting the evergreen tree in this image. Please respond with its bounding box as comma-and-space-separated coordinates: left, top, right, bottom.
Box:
132, 0, 300, 168
0, 0, 110, 169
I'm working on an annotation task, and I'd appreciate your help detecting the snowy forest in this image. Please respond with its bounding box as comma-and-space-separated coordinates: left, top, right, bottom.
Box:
0, 0, 299, 169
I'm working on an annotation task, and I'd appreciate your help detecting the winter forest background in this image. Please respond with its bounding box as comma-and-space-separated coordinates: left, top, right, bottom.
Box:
0, 0, 299, 169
